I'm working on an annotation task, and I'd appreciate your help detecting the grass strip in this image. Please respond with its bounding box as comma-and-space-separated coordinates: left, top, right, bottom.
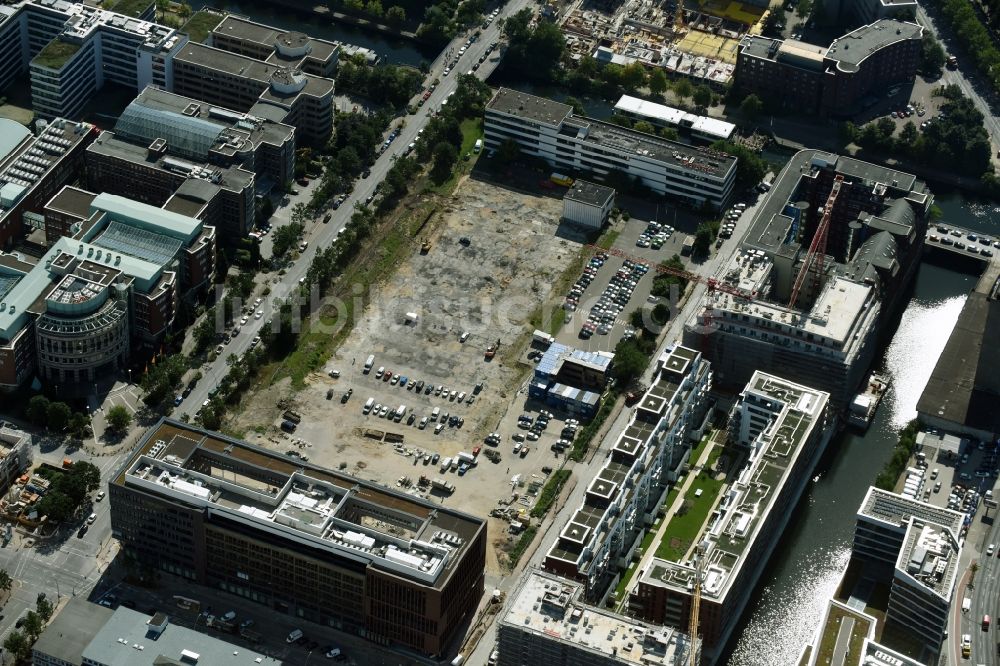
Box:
530, 469, 571, 518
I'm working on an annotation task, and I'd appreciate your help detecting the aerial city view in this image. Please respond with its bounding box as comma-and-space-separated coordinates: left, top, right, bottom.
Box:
0, 0, 997, 661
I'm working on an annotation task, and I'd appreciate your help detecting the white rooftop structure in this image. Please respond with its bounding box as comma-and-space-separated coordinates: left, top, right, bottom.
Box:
615, 95, 735, 141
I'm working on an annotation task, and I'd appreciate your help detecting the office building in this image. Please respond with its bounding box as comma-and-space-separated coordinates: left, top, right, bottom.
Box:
209, 15, 339, 79
853, 487, 963, 651
544, 345, 711, 600
0, 0, 188, 119
563, 180, 615, 229
109, 419, 486, 658
114, 86, 296, 189
85, 129, 256, 242
528, 342, 613, 418
171, 40, 334, 145
0, 423, 33, 497
498, 570, 696, 666
0, 192, 214, 391
614, 95, 735, 144
630, 373, 831, 663
830, 0, 918, 29
801, 599, 926, 666
736, 20, 922, 118
0, 1, 332, 142
33, 598, 280, 666
485, 88, 737, 210
0, 117, 97, 250
683, 150, 932, 408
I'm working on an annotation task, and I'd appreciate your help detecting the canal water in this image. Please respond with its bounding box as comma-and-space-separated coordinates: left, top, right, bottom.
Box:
188, 0, 429, 65
723, 191, 1000, 665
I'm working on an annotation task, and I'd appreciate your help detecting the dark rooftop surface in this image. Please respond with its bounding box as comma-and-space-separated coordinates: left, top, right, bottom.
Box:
827, 20, 922, 70
917, 292, 1000, 434
565, 179, 615, 207
488, 87, 573, 126
46, 185, 98, 219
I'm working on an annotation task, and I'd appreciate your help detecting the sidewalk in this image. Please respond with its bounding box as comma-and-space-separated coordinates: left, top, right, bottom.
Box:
617, 437, 719, 611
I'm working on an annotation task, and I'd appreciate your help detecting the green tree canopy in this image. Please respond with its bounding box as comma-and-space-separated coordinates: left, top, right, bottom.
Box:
431, 141, 458, 182
649, 69, 669, 97
692, 85, 712, 108
47, 401, 71, 432
26, 395, 49, 426
106, 404, 132, 433
739, 93, 763, 118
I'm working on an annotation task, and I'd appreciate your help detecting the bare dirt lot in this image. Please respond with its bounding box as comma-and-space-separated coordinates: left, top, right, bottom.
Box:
231, 177, 591, 572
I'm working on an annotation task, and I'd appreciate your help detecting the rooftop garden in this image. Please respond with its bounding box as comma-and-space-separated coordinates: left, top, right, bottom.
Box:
109, 0, 153, 18
816, 604, 871, 666
32, 39, 81, 70
182, 10, 224, 45
653, 471, 724, 561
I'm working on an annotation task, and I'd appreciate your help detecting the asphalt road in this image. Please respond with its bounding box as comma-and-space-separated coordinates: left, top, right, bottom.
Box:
953, 503, 1000, 665
177, 0, 532, 420
915, 3, 1000, 153
466, 189, 769, 665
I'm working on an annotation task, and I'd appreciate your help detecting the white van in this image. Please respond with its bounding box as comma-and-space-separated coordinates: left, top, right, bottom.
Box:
363, 397, 375, 414
474, 139, 483, 153
431, 407, 441, 421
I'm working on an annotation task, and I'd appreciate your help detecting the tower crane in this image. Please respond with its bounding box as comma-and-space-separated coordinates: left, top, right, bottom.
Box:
787, 174, 844, 308
688, 543, 703, 666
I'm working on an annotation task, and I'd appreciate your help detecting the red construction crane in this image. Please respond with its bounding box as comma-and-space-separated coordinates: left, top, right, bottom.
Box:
585, 245, 756, 301
787, 174, 844, 308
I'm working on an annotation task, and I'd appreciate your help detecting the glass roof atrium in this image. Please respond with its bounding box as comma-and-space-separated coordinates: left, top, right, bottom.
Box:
92, 221, 182, 267
115, 103, 224, 160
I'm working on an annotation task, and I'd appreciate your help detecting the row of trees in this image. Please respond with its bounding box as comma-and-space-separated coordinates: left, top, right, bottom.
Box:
417, 0, 485, 43
25, 395, 131, 437
310, 111, 393, 209
3, 593, 54, 664
929, 0, 1000, 94
842, 85, 992, 176
334, 0, 407, 25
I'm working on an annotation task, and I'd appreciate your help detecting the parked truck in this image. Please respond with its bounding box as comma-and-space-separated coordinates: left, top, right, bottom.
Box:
681, 236, 695, 256
550, 172, 574, 187
456, 451, 476, 466
364, 355, 375, 373
532, 329, 554, 347
431, 478, 456, 494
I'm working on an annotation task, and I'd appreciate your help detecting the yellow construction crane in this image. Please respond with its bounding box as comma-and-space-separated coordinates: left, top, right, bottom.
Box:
688, 544, 703, 666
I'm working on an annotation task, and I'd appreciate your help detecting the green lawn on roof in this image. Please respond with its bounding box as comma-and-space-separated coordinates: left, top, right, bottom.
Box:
33, 39, 81, 70
182, 11, 224, 45
654, 473, 724, 561
110, 0, 152, 17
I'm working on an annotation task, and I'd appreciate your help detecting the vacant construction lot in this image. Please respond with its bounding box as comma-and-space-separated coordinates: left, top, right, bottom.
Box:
231, 177, 589, 572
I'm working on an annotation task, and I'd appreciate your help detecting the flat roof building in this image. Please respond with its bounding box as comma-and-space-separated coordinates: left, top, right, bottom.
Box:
209, 14, 339, 79
614, 95, 735, 143
0, 191, 214, 392
33, 598, 281, 666
85, 129, 256, 242
498, 570, 697, 666
853, 487, 964, 654
529, 342, 614, 418
0, 117, 97, 250
485, 88, 737, 211
0, 423, 33, 498
171, 40, 334, 144
114, 86, 296, 190
109, 419, 486, 658
630, 373, 831, 663
683, 150, 932, 408
544, 345, 711, 599
736, 20, 922, 118
563, 180, 615, 229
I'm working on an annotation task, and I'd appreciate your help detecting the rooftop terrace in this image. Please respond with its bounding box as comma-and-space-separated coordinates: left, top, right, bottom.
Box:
640, 372, 828, 602
117, 420, 484, 588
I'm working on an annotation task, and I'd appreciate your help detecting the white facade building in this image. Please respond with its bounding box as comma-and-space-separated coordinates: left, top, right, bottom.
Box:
614, 95, 735, 143
563, 180, 615, 229
544, 345, 711, 599
485, 88, 737, 211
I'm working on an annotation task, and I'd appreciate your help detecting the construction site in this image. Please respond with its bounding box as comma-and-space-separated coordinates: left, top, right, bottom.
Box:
559, 0, 778, 85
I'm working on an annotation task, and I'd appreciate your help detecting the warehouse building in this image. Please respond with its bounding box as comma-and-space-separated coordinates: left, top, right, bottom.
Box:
109, 419, 486, 658
485, 88, 737, 210
563, 180, 615, 229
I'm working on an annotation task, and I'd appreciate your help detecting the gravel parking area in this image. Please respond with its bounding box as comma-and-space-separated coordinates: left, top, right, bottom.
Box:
234, 177, 593, 572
